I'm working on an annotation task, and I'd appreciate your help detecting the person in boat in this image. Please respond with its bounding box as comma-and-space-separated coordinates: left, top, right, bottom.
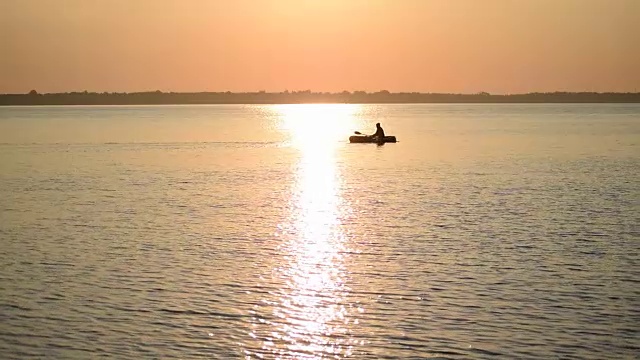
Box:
369, 122, 385, 141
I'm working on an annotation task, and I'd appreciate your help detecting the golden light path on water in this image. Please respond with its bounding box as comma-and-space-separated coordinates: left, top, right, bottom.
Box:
249, 104, 362, 358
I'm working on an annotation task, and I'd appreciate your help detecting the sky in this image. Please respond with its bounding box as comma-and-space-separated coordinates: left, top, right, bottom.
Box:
1, 0, 639, 94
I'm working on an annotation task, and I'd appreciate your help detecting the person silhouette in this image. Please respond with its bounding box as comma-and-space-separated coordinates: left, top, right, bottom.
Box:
370, 122, 385, 141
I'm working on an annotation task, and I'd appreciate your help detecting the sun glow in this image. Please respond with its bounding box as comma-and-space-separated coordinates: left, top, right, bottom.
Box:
277, 103, 360, 152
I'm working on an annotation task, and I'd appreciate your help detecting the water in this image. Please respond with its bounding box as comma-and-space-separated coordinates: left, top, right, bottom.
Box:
0, 104, 638, 359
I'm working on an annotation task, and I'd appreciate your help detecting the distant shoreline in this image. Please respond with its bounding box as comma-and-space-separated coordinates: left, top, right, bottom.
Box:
1, 91, 639, 105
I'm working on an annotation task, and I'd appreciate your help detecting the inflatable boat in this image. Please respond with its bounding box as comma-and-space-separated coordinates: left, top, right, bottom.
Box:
349, 135, 397, 143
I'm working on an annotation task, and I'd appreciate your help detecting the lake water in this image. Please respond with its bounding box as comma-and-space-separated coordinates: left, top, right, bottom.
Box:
0, 104, 638, 359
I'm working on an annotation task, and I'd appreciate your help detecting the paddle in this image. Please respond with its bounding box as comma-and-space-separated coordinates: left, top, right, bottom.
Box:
354, 131, 375, 138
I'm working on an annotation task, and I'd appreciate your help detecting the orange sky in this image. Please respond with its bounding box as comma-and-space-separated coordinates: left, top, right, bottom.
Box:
2, 0, 639, 94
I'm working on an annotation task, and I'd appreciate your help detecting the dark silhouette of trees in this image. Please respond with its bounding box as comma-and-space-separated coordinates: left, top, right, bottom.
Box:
1, 90, 639, 105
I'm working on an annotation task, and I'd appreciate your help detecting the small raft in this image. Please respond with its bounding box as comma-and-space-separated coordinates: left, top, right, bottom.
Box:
349, 135, 397, 143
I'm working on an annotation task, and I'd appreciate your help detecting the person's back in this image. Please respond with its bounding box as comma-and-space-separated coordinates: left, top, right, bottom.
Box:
371, 123, 385, 139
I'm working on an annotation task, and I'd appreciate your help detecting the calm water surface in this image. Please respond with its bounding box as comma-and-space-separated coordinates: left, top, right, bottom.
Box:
0, 104, 638, 359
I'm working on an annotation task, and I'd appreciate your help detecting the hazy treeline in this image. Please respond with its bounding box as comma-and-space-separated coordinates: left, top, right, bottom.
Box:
2, 90, 639, 105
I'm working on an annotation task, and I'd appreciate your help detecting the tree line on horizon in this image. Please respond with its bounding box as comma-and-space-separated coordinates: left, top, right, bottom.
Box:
1, 90, 639, 105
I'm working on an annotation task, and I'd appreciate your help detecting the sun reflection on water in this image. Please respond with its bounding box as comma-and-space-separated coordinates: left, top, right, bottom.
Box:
278, 103, 360, 151
248, 104, 360, 358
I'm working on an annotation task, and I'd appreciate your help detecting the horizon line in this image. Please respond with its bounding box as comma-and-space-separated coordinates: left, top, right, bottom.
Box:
4, 90, 640, 96
3, 90, 639, 106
